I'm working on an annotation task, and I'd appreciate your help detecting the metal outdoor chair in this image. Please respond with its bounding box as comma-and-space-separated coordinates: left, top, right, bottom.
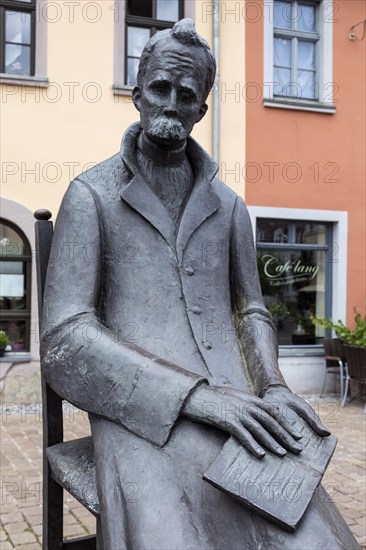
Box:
341, 344, 366, 412
35, 209, 100, 550
320, 338, 348, 404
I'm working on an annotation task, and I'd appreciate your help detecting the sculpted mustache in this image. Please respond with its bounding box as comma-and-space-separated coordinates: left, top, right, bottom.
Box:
147, 116, 186, 140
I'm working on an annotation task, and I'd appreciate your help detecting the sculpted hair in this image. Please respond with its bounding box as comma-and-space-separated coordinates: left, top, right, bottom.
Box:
137, 19, 216, 101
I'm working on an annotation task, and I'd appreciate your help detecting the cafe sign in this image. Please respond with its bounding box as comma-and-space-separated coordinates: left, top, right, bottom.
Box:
261, 254, 320, 287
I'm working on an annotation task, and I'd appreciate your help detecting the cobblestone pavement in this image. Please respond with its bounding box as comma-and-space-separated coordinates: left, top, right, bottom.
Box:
1, 397, 365, 549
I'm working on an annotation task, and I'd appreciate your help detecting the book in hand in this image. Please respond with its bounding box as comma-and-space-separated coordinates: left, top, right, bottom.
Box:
203, 421, 337, 532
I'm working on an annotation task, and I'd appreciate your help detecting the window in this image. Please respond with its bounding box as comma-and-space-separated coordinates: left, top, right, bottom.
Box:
0, 220, 32, 352
273, 0, 319, 100
256, 219, 332, 345
263, 0, 336, 112
0, 0, 36, 76
114, 0, 194, 93
125, 0, 183, 86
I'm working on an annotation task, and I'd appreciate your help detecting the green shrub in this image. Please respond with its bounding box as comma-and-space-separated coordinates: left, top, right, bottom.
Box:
0, 331, 8, 347
312, 313, 366, 347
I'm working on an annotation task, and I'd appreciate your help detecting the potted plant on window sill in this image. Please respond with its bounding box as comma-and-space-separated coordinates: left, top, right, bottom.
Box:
8, 322, 26, 352
267, 301, 290, 331
292, 314, 316, 345
0, 331, 9, 357
12, 339, 25, 352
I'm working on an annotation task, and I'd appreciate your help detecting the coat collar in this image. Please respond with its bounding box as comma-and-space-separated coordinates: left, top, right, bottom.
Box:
120, 122, 222, 261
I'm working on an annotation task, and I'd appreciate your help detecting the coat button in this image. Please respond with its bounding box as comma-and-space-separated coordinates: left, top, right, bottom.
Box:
184, 265, 195, 276
191, 306, 201, 315
203, 341, 212, 350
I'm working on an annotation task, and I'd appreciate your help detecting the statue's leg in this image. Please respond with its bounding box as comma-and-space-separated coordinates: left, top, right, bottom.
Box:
250, 483, 361, 550
89, 415, 215, 550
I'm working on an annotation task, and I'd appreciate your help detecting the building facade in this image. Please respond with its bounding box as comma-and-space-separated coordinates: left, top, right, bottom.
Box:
245, 0, 366, 391
1, 0, 365, 397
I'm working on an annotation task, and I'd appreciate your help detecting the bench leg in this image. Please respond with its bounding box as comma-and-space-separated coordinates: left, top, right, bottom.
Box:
96, 517, 103, 550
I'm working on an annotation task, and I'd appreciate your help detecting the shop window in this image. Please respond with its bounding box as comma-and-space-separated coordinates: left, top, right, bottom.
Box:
256, 218, 332, 345
125, 0, 183, 86
0, 219, 32, 351
0, 0, 36, 76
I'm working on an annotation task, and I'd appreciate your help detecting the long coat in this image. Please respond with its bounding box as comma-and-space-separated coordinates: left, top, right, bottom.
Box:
42, 123, 359, 549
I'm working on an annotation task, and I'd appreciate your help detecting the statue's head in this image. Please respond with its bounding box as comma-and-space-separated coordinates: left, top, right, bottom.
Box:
132, 19, 216, 147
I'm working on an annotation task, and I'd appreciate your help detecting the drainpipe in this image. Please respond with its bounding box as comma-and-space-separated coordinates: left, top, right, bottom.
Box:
213, 0, 220, 165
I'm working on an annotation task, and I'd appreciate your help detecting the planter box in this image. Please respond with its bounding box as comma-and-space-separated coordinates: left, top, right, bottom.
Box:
322, 338, 344, 361
342, 345, 366, 381
291, 334, 316, 345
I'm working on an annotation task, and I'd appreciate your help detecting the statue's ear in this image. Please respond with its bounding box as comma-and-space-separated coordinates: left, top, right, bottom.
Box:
196, 102, 208, 123
132, 86, 141, 112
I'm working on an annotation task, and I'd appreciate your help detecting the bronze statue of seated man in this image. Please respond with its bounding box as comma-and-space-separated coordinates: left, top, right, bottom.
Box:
41, 19, 360, 550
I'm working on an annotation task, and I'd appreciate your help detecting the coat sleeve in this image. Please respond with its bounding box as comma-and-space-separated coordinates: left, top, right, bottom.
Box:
230, 196, 287, 396
41, 178, 206, 447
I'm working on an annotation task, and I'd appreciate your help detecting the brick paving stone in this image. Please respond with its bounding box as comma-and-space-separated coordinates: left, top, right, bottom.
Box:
72, 506, 93, 518
63, 523, 87, 538
0, 513, 23, 525
1, 529, 9, 541
19, 514, 41, 527
63, 514, 80, 525
349, 523, 366, 539
80, 515, 96, 533
4, 523, 29, 534
356, 517, 366, 528
0, 506, 19, 515
341, 508, 365, 520
8, 531, 37, 546
0, 542, 14, 550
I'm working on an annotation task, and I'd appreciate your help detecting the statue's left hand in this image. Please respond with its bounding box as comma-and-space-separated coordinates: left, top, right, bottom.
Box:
262, 385, 331, 437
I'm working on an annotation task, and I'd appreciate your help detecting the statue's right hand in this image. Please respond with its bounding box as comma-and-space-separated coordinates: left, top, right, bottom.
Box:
183, 384, 303, 459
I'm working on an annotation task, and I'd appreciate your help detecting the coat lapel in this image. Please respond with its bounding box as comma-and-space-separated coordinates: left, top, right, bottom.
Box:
119, 122, 222, 257
176, 138, 221, 265
176, 177, 222, 265
121, 174, 177, 249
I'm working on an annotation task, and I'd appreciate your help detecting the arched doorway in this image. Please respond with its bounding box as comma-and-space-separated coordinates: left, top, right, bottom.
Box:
0, 219, 32, 351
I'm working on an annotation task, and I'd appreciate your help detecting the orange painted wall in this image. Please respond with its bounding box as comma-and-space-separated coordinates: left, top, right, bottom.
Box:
245, 0, 366, 324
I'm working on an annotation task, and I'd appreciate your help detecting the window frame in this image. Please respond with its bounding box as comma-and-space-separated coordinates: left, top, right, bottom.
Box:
247, 206, 348, 350
273, 0, 320, 101
113, 0, 195, 95
125, 0, 184, 86
263, 0, 336, 113
0, 0, 36, 76
0, 0, 48, 87
0, 218, 32, 352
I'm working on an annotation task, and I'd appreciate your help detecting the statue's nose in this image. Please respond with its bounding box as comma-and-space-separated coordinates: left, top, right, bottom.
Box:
163, 90, 178, 116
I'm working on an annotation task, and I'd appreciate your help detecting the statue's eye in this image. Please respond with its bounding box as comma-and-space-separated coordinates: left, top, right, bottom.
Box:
179, 89, 196, 103
151, 81, 169, 95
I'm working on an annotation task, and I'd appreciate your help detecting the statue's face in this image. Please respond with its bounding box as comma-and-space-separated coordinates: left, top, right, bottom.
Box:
133, 42, 208, 146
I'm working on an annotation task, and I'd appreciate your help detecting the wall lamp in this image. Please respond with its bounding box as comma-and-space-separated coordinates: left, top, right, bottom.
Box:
349, 19, 366, 41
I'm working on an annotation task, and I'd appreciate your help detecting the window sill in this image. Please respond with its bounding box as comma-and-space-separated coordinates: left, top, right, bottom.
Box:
0, 352, 31, 363
112, 84, 133, 97
264, 98, 336, 114
0, 74, 49, 87
279, 345, 324, 358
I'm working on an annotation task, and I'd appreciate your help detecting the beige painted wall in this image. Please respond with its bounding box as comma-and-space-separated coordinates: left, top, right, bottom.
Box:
217, 1, 246, 197
1, 1, 245, 218
1, 1, 246, 366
